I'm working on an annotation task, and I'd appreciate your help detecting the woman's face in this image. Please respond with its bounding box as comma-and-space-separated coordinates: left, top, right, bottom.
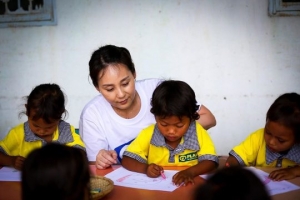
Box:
96, 64, 136, 111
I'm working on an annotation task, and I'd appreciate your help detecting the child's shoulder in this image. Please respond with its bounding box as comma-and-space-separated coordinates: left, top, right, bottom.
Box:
1, 123, 26, 142
140, 124, 156, 136
132, 124, 156, 143
240, 128, 266, 145
58, 121, 75, 132
9, 123, 26, 133
193, 122, 213, 141
195, 121, 208, 133
248, 128, 265, 138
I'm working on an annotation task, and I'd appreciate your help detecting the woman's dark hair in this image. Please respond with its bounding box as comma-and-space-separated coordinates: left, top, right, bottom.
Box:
89, 45, 135, 87
19, 83, 67, 123
266, 92, 300, 143
150, 80, 200, 120
22, 143, 91, 200
194, 166, 271, 200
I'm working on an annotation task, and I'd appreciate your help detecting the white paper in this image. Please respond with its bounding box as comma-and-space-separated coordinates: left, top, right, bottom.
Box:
199, 167, 300, 196
105, 167, 178, 191
0, 167, 21, 181
247, 167, 300, 195
199, 174, 209, 179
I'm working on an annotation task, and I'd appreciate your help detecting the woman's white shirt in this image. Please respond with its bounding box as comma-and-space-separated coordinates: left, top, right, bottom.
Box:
79, 79, 162, 162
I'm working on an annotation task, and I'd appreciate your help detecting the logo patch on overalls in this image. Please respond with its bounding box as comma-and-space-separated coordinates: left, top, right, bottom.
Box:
179, 152, 198, 162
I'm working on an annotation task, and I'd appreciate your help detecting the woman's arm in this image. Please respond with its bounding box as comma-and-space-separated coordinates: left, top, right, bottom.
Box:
79, 111, 108, 162
197, 105, 216, 130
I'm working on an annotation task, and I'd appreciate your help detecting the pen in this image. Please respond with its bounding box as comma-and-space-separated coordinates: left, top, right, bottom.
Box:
160, 171, 166, 179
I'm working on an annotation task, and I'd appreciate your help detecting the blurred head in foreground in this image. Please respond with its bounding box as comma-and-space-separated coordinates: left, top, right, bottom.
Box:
194, 166, 271, 200
22, 143, 91, 200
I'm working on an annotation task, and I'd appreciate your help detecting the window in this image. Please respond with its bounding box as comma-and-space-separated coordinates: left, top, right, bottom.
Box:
0, 0, 57, 28
269, 0, 300, 16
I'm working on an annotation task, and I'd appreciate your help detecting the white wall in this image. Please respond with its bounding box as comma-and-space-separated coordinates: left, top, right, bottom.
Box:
0, 0, 299, 155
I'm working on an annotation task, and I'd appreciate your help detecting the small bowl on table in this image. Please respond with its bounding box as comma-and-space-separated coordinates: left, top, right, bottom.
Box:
90, 175, 114, 200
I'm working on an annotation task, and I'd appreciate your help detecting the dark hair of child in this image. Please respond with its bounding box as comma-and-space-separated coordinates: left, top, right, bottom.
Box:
22, 143, 91, 200
194, 166, 271, 200
150, 80, 200, 120
19, 83, 67, 124
266, 92, 300, 143
89, 45, 135, 87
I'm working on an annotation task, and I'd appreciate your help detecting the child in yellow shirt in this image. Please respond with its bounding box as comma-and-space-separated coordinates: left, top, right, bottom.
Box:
0, 83, 85, 170
226, 92, 300, 181
122, 80, 218, 186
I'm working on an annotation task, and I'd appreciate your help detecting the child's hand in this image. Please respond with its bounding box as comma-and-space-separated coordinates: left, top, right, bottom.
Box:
269, 167, 299, 181
146, 163, 163, 178
12, 156, 25, 170
172, 169, 194, 187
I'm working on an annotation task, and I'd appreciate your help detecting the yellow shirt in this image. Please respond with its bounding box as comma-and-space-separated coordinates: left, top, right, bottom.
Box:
230, 128, 300, 167
124, 121, 218, 166
0, 121, 85, 158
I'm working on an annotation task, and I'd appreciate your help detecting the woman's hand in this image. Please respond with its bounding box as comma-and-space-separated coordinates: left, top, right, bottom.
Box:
96, 149, 117, 169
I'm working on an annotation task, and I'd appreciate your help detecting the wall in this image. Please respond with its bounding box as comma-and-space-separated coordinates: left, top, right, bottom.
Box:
0, 0, 299, 155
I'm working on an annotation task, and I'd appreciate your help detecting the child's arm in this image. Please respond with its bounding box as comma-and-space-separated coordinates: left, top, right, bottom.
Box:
122, 155, 163, 178
269, 165, 300, 181
172, 160, 217, 186
0, 152, 25, 170
225, 155, 241, 167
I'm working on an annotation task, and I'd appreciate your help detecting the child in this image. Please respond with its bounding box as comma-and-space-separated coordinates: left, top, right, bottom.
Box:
0, 83, 85, 170
226, 92, 300, 181
194, 166, 271, 200
121, 80, 219, 186
22, 143, 91, 200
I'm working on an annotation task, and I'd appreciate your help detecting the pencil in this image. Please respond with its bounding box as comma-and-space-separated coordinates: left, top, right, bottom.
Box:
160, 171, 166, 179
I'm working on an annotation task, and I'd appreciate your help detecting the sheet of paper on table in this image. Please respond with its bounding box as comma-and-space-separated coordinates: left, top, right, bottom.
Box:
200, 167, 300, 196
0, 167, 21, 181
104, 167, 178, 191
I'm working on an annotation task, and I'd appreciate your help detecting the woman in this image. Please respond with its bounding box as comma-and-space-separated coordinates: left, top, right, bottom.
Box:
79, 45, 216, 169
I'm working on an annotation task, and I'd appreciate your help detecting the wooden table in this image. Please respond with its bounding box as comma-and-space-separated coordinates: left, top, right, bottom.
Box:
90, 165, 203, 200
90, 165, 300, 200
1, 157, 300, 200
